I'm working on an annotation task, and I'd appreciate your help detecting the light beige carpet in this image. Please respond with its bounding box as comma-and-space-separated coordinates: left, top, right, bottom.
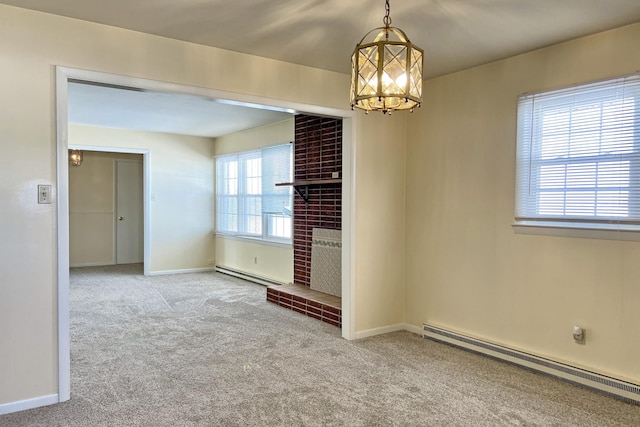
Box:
2, 264, 639, 426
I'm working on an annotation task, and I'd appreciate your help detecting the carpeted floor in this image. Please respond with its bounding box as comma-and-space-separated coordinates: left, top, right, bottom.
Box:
2, 264, 639, 426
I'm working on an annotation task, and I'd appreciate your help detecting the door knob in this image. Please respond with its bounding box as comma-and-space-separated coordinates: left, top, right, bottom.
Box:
118, 216, 124, 221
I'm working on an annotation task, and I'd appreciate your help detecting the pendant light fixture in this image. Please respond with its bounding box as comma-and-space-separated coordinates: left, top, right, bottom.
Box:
69, 149, 83, 167
351, 0, 423, 114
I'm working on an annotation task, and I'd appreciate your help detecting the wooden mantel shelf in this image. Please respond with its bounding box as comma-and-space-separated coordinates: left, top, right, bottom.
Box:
276, 178, 342, 202
275, 178, 342, 187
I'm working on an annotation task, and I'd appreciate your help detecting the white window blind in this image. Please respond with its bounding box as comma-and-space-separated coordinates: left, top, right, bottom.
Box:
216, 143, 292, 242
261, 144, 293, 240
515, 73, 640, 230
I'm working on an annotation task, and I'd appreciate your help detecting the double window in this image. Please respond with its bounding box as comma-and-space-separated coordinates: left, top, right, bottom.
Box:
216, 144, 292, 242
515, 73, 640, 231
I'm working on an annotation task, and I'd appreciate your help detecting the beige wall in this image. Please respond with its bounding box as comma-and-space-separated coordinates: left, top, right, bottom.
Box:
69, 125, 215, 273
215, 237, 293, 284
69, 151, 142, 266
214, 119, 295, 284
405, 23, 640, 383
215, 118, 294, 155
354, 114, 408, 333
0, 4, 407, 407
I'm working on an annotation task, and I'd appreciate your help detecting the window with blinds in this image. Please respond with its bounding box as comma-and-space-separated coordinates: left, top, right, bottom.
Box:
515, 73, 640, 231
216, 143, 292, 242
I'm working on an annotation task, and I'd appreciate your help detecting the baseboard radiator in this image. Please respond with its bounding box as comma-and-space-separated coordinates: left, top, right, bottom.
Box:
215, 266, 285, 287
423, 324, 640, 405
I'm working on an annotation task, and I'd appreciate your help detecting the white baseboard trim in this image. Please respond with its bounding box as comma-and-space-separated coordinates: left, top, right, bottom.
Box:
70, 262, 115, 268
353, 323, 423, 340
402, 323, 424, 336
423, 323, 640, 405
0, 394, 59, 415
354, 323, 408, 339
148, 267, 216, 276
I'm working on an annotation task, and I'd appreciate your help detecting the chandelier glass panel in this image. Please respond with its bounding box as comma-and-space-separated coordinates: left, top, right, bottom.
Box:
351, 0, 423, 114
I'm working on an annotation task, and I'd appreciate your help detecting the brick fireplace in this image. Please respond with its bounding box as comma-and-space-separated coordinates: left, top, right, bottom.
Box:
266, 114, 343, 327
293, 115, 342, 287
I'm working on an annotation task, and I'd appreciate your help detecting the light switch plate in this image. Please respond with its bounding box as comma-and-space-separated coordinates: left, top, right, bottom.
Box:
38, 185, 52, 204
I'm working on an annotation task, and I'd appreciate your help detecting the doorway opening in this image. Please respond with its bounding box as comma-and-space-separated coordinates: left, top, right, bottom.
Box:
69, 151, 145, 269
67, 146, 151, 273
56, 66, 356, 404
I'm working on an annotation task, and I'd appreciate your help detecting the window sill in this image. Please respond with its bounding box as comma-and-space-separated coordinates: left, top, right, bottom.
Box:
512, 221, 640, 241
214, 233, 293, 248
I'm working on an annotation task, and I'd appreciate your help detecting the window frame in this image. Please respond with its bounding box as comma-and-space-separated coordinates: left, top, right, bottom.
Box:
215, 144, 293, 244
514, 73, 640, 239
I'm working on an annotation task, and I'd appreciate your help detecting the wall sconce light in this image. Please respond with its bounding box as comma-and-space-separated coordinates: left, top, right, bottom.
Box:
69, 149, 83, 167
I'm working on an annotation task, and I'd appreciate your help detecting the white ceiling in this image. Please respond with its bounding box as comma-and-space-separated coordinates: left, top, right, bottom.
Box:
8, 0, 640, 136
4, 0, 640, 77
67, 81, 293, 138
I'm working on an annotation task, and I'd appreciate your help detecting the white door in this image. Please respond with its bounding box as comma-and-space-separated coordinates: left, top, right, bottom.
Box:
116, 160, 143, 264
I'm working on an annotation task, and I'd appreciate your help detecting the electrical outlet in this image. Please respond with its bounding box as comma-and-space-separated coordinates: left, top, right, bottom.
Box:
573, 325, 586, 344
254, 257, 258, 264
332, 171, 340, 179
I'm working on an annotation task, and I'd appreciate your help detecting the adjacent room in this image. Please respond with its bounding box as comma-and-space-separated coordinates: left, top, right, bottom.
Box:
2, 0, 640, 424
